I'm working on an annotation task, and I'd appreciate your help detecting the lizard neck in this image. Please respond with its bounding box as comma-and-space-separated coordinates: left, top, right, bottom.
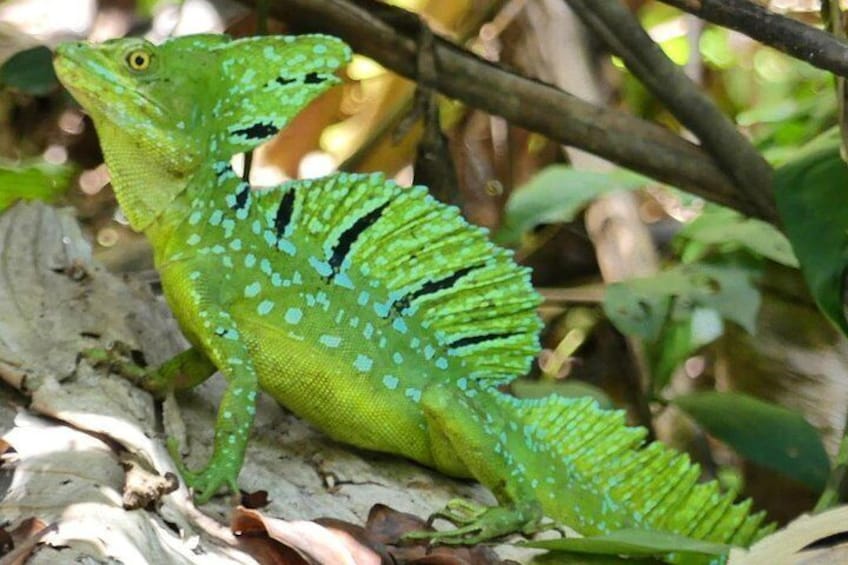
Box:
144, 159, 251, 267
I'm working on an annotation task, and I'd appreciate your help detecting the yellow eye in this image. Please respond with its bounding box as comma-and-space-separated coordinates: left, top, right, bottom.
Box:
126, 50, 151, 71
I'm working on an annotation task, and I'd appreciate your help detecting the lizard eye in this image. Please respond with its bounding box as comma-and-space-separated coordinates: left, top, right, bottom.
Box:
126, 50, 151, 71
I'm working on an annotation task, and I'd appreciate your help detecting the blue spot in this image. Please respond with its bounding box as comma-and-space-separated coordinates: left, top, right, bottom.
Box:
188, 211, 203, 225
209, 210, 224, 225
222, 256, 233, 268
435, 357, 448, 370
187, 234, 201, 246
252, 220, 262, 234
357, 291, 370, 306
405, 388, 422, 403
354, 354, 373, 372
382, 374, 399, 390
424, 345, 435, 360
309, 256, 333, 277
284, 307, 303, 324
363, 323, 374, 339
392, 352, 403, 364
278, 238, 296, 255
257, 300, 274, 315
271, 273, 283, 287
244, 282, 261, 297
189, 271, 201, 280
230, 238, 242, 251
260, 258, 272, 274
334, 272, 354, 289
264, 230, 276, 247
374, 302, 390, 318
244, 253, 256, 267
392, 318, 408, 334
212, 245, 225, 254
319, 334, 342, 348
457, 377, 467, 390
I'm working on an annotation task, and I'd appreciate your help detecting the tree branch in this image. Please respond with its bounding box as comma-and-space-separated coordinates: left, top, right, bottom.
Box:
237, 0, 775, 222
565, 0, 776, 220
659, 0, 848, 78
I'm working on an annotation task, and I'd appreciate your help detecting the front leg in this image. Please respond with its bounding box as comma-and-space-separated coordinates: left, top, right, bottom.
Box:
171, 313, 259, 503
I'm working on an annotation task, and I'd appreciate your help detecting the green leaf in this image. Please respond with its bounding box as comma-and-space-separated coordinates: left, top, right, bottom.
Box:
603, 263, 759, 341
524, 528, 729, 558
647, 308, 724, 389
773, 138, 848, 336
510, 379, 613, 409
0, 46, 59, 96
0, 161, 74, 212
677, 205, 798, 267
494, 166, 646, 244
674, 392, 830, 491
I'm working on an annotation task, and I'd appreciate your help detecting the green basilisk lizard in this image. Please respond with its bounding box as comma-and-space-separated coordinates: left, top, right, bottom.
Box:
53, 34, 770, 555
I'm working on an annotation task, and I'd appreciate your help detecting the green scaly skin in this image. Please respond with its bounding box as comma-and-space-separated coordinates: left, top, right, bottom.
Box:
54, 34, 771, 561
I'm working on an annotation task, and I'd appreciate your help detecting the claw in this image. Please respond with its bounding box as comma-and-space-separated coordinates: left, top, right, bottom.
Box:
167, 437, 241, 503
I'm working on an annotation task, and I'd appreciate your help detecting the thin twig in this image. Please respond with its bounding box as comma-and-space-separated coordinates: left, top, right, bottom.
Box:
235, 0, 775, 222
658, 0, 848, 78
564, 0, 776, 220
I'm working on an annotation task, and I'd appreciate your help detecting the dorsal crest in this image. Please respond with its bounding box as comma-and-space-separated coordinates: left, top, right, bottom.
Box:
207, 35, 350, 157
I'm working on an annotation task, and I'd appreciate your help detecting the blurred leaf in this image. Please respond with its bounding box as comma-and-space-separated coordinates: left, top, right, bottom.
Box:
773, 138, 848, 336
510, 379, 613, 409
495, 166, 646, 244
0, 161, 74, 212
677, 205, 798, 267
674, 392, 830, 491
525, 528, 729, 558
603, 263, 759, 342
647, 308, 723, 390
0, 46, 58, 96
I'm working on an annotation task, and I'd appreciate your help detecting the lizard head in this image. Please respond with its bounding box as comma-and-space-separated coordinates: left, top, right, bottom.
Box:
54, 34, 351, 230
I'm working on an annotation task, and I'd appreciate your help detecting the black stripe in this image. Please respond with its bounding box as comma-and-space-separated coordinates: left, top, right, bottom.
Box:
447, 332, 520, 349
394, 265, 477, 313
274, 188, 296, 238
275, 76, 296, 86
329, 202, 390, 273
231, 121, 279, 140
232, 183, 250, 210
304, 72, 325, 84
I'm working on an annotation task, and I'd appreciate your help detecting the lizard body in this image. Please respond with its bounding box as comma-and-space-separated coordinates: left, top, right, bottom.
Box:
54, 34, 770, 561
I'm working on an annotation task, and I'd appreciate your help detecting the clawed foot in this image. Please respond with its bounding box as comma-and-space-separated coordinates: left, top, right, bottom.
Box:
82, 341, 151, 386
404, 498, 547, 545
167, 438, 241, 504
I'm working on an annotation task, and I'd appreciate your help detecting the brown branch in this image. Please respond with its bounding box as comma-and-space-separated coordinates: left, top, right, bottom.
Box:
565, 0, 776, 220
659, 0, 848, 78
235, 0, 776, 222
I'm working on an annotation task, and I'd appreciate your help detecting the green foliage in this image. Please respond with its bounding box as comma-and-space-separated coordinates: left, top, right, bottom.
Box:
674, 392, 830, 491
525, 528, 730, 560
603, 263, 759, 341
0, 161, 74, 212
773, 136, 848, 336
604, 263, 758, 389
676, 205, 798, 267
510, 379, 613, 409
495, 166, 646, 244
0, 46, 59, 96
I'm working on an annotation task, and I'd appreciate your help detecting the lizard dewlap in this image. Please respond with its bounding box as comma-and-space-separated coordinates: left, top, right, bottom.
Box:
54, 34, 771, 561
